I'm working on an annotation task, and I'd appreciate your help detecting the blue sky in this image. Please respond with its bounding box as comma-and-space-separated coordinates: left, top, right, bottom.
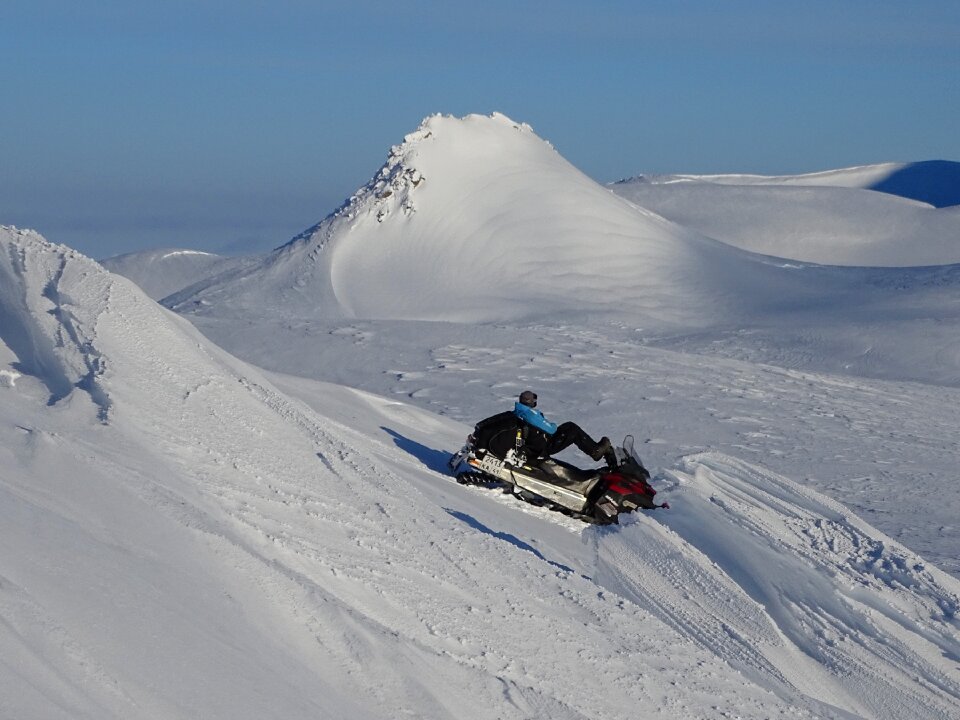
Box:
2, 1, 958, 257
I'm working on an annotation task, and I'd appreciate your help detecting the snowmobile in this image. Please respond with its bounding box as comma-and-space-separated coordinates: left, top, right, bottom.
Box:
448, 411, 668, 524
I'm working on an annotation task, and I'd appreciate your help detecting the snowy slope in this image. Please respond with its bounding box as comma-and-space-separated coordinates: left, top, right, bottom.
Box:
274, 374, 960, 720
186, 314, 960, 579
3, 227, 960, 719
100, 248, 252, 300
611, 174, 960, 266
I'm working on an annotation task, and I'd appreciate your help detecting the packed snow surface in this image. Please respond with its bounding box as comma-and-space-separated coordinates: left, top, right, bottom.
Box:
4, 114, 960, 719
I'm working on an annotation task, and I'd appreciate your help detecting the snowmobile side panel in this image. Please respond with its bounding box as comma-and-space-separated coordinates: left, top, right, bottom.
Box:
509, 472, 592, 513
465, 451, 593, 513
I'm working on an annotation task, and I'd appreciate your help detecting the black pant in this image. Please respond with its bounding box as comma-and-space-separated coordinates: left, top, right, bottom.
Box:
543, 422, 599, 458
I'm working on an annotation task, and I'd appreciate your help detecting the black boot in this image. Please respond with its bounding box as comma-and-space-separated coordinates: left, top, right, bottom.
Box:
590, 436, 612, 462
603, 447, 619, 468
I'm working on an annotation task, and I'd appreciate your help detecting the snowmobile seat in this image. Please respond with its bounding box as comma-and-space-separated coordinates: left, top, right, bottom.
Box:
534, 458, 600, 496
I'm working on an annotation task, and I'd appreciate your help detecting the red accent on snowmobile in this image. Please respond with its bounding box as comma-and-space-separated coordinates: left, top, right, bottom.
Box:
602, 471, 657, 499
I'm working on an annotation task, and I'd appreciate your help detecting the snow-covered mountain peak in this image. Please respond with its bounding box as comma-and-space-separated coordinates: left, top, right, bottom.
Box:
370, 112, 543, 222
287, 112, 552, 247
170, 112, 785, 324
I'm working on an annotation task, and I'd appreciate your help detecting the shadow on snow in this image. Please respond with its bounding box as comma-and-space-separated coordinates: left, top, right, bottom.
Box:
382, 426, 454, 474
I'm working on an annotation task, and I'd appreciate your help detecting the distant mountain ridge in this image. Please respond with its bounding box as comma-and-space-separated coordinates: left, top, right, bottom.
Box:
614, 159, 960, 207
100, 248, 251, 300
611, 161, 960, 267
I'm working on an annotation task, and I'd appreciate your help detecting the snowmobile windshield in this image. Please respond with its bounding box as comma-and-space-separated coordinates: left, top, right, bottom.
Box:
622, 435, 643, 466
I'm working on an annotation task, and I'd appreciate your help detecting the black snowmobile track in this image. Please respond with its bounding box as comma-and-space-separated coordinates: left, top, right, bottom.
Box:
455, 471, 502, 488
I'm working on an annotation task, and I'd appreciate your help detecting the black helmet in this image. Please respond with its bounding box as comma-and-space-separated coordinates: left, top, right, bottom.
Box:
519, 390, 537, 407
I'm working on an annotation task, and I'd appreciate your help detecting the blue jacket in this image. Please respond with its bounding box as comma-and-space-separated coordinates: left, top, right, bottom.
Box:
514, 402, 557, 435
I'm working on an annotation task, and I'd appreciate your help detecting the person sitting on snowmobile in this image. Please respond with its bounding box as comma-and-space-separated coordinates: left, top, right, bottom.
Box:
513, 390, 617, 467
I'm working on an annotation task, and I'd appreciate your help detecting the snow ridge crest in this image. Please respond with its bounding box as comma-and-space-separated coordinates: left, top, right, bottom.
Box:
285, 116, 441, 254
0, 226, 113, 421
285, 112, 540, 252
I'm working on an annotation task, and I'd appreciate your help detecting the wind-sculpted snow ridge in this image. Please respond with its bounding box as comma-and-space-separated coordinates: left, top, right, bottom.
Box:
589, 452, 960, 720
0, 226, 113, 420
869, 161, 960, 209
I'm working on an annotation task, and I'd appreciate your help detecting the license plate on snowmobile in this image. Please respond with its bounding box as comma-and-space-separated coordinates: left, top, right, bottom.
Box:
479, 454, 505, 476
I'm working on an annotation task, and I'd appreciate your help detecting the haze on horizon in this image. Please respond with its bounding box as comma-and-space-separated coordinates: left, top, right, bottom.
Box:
2, 0, 959, 257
